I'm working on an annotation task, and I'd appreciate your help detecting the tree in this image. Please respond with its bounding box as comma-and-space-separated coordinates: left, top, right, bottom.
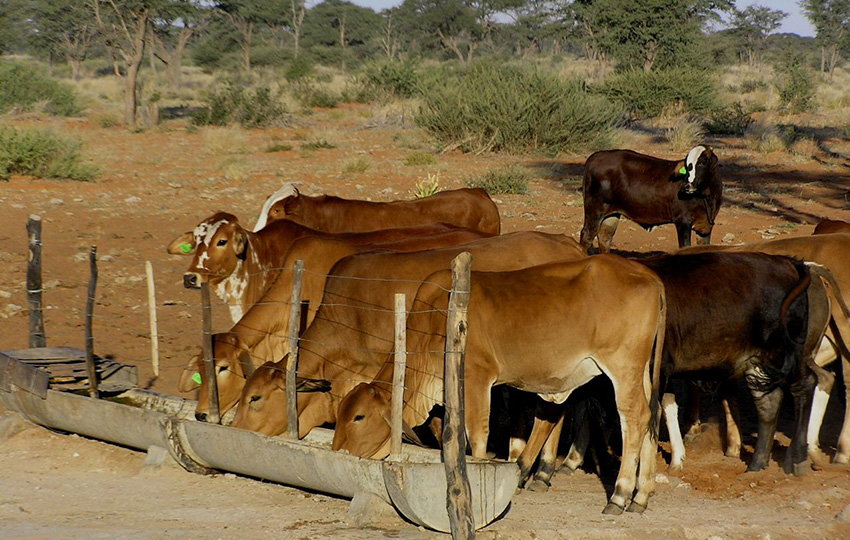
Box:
801, 0, 850, 77
729, 5, 787, 66
302, 0, 380, 66
151, 0, 210, 89
216, 0, 287, 72
584, 0, 733, 71
507, 0, 559, 57
22, 0, 99, 79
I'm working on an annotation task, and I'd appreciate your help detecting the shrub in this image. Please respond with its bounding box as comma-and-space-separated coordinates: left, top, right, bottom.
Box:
0, 125, 97, 181
0, 63, 81, 116
600, 68, 720, 120
740, 79, 768, 93
744, 120, 793, 153
775, 62, 815, 113
465, 165, 530, 195
417, 63, 622, 154
404, 151, 437, 166
362, 60, 421, 100
265, 142, 293, 153
704, 102, 754, 136
414, 173, 441, 198
293, 86, 340, 109
341, 157, 371, 173
192, 82, 288, 128
665, 117, 705, 153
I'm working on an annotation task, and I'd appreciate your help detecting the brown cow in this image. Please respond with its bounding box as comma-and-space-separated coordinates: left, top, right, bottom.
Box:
579, 146, 722, 253
253, 184, 501, 235
332, 255, 667, 515
813, 218, 850, 235
181, 229, 489, 421
167, 212, 476, 323
231, 232, 587, 437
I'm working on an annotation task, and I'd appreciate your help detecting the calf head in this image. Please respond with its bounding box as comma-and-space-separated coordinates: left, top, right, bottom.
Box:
264, 191, 305, 227
332, 382, 393, 459
679, 145, 718, 196
253, 183, 299, 231
167, 212, 249, 289
188, 333, 255, 421
231, 355, 332, 436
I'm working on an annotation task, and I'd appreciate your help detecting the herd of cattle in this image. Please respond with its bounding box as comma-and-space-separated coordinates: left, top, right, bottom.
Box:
167, 145, 850, 515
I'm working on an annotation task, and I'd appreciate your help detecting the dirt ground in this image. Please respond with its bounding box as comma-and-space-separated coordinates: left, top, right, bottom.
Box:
1, 105, 849, 538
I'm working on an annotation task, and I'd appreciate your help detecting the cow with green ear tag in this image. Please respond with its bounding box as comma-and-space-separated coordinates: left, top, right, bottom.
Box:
579, 145, 722, 253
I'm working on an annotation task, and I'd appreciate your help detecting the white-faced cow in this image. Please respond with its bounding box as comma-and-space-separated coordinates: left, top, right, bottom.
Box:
231, 233, 587, 438
253, 184, 501, 235
579, 146, 721, 253
331, 255, 667, 515
167, 212, 473, 323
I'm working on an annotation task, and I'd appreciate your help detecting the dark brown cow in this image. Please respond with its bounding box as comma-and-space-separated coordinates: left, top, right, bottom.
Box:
579, 146, 721, 253
332, 255, 667, 514
253, 184, 501, 235
167, 212, 477, 323
813, 218, 850, 235
231, 233, 587, 437
181, 229, 489, 421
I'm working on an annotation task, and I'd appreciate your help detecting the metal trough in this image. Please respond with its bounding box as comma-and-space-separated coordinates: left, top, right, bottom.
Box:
0, 354, 517, 532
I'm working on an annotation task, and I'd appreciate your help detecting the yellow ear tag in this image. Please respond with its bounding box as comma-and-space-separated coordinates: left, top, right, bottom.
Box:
192, 372, 202, 385
180, 243, 193, 253
679, 167, 687, 175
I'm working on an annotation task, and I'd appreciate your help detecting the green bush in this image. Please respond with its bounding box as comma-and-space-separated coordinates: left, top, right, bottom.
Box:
0, 63, 81, 116
599, 68, 720, 120
704, 102, 754, 136
192, 82, 288, 128
0, 125, 97, 181
740, 79, 769, 93
294, 86, 340, 109
465, 165, 530, 195
362, 60, 421, 100
416, 63, 622, 154
775, 61, 815, 113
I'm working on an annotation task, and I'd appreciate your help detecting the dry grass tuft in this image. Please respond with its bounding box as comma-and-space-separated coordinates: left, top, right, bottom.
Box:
202, 126, 250, 155
665, 117, 705, 153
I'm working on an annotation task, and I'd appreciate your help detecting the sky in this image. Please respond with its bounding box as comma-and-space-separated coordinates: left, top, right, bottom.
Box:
348, 0, 817, 37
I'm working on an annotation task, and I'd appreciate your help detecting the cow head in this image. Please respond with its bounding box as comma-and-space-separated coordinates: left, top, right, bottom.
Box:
188, 333, 256, 421
678, 146, 718, 196
253, 183, 299, 231
332, 382, 393, 459
265, 192, 304, 226
231, 356, 332, 436
168, 213, 249, 289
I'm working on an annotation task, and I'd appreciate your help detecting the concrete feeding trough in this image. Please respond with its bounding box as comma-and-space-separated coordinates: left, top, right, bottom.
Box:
0, 348, 518, 532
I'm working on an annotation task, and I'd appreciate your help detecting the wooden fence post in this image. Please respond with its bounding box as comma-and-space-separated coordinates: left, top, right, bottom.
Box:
201, 282, 220, 424
85, 246, 99, 399
26, 215, 46, 348
390, 292, 407, 461
145, 261, 159, 378
286, 260, 305, 439
442, 252, 474, 539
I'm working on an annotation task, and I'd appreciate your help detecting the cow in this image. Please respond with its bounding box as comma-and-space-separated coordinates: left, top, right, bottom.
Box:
180, 228, 489, 421
521, 252, 826, 492
579, 146, 722, 253
230, 232, 587, 438
331, 255, 667, 515
813, 218, 850, 235
167, 212, 478, 323
252, 184, 501, 235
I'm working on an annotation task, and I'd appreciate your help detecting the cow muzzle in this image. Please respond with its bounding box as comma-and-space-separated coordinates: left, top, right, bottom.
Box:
183, 273, 201, 289
195, 411, 207, 422
679, 182, 697, 196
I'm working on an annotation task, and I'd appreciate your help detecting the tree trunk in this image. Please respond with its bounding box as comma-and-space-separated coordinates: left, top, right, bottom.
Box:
243, 21, 253, 72
69, 57, 81, 80
124, 12, 148, 127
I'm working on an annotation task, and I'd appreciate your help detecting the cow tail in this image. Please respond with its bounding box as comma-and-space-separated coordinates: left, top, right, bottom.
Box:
756, 261, 811, 393
648, 285, 666, 443
806, 263, 850, 359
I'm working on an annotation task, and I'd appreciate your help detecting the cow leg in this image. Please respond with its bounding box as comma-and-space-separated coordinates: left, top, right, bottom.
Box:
516, 401, 563, 488
745, 379, 783, 473
786, 369, 817, 476
464, 374, 493, 459
628, 426, 659, 513
529, 414, 565, 492
721, 392, 742, 458
807, 337, 837, 467
675, 222, 692, 249
661, 392, 686, 472
604, 387, 651, 514
597, 216, 620, 253
580, 210, 607, 253
562, 419, 590, 473
836, 353, 850, 464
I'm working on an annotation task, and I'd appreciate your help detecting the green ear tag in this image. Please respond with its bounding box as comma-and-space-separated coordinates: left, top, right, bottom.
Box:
180, 243, 192, 253
679, 166, 687, 175
192, 372, 202, 385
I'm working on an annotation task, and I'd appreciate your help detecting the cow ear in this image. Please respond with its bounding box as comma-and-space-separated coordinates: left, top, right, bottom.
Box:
283, 194, 303, 217
232, 229, 248, 260
296, 377, 332, 393
238, 349, 255, 378
167, 232, 195, 255
709, 152, 718, 168
673, 160, 686, 175
178, 353, 202, 392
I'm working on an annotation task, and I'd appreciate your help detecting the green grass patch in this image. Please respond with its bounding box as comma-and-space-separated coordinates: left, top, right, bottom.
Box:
0, 125, 97, 181
465, 165, 529, 195
0, 62, 81, 116
301, 139, 336, 150
403, 151, 437, 166
265, 143, 293, 153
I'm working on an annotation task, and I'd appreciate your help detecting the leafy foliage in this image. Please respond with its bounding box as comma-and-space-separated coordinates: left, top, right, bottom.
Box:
774, 54, 816, 113
599, 68, 720, 120
417, 63, 622, 154
192, 82, 288, 127
0, 62, 81, 116
0, 125, 97, 181
465, 164, 529, 195
704, 102, 754, 135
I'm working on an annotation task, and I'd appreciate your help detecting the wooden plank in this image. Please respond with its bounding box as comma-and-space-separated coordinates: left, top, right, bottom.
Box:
85, 246, 99, 399
201, 282, 220, 424
442, 252, 475, 540
390, 293, 407, 461
27, 215, 46, 348
0, 352, 50, 398
286, 260, 305, 440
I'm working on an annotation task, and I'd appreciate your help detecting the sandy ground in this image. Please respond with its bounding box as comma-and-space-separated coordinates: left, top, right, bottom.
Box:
1, 104, 849, 538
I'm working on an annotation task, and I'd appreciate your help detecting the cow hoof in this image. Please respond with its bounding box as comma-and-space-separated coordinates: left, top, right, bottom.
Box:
808, 449, 830, 470
527, 479, 551, 492
834, 452, 849, 465
724, 448, 740, 459
668, 462, 683, 474
793, 462, 808, 477
626, 501, 647, 514
602, 502, 624, 515
746, 462, 767, 473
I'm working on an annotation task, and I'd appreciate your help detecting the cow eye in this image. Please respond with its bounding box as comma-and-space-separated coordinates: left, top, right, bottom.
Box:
216, 239, 227, 247
353, 414, 365, 422
686, 163, 693, 171
249, 395, 261, 403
